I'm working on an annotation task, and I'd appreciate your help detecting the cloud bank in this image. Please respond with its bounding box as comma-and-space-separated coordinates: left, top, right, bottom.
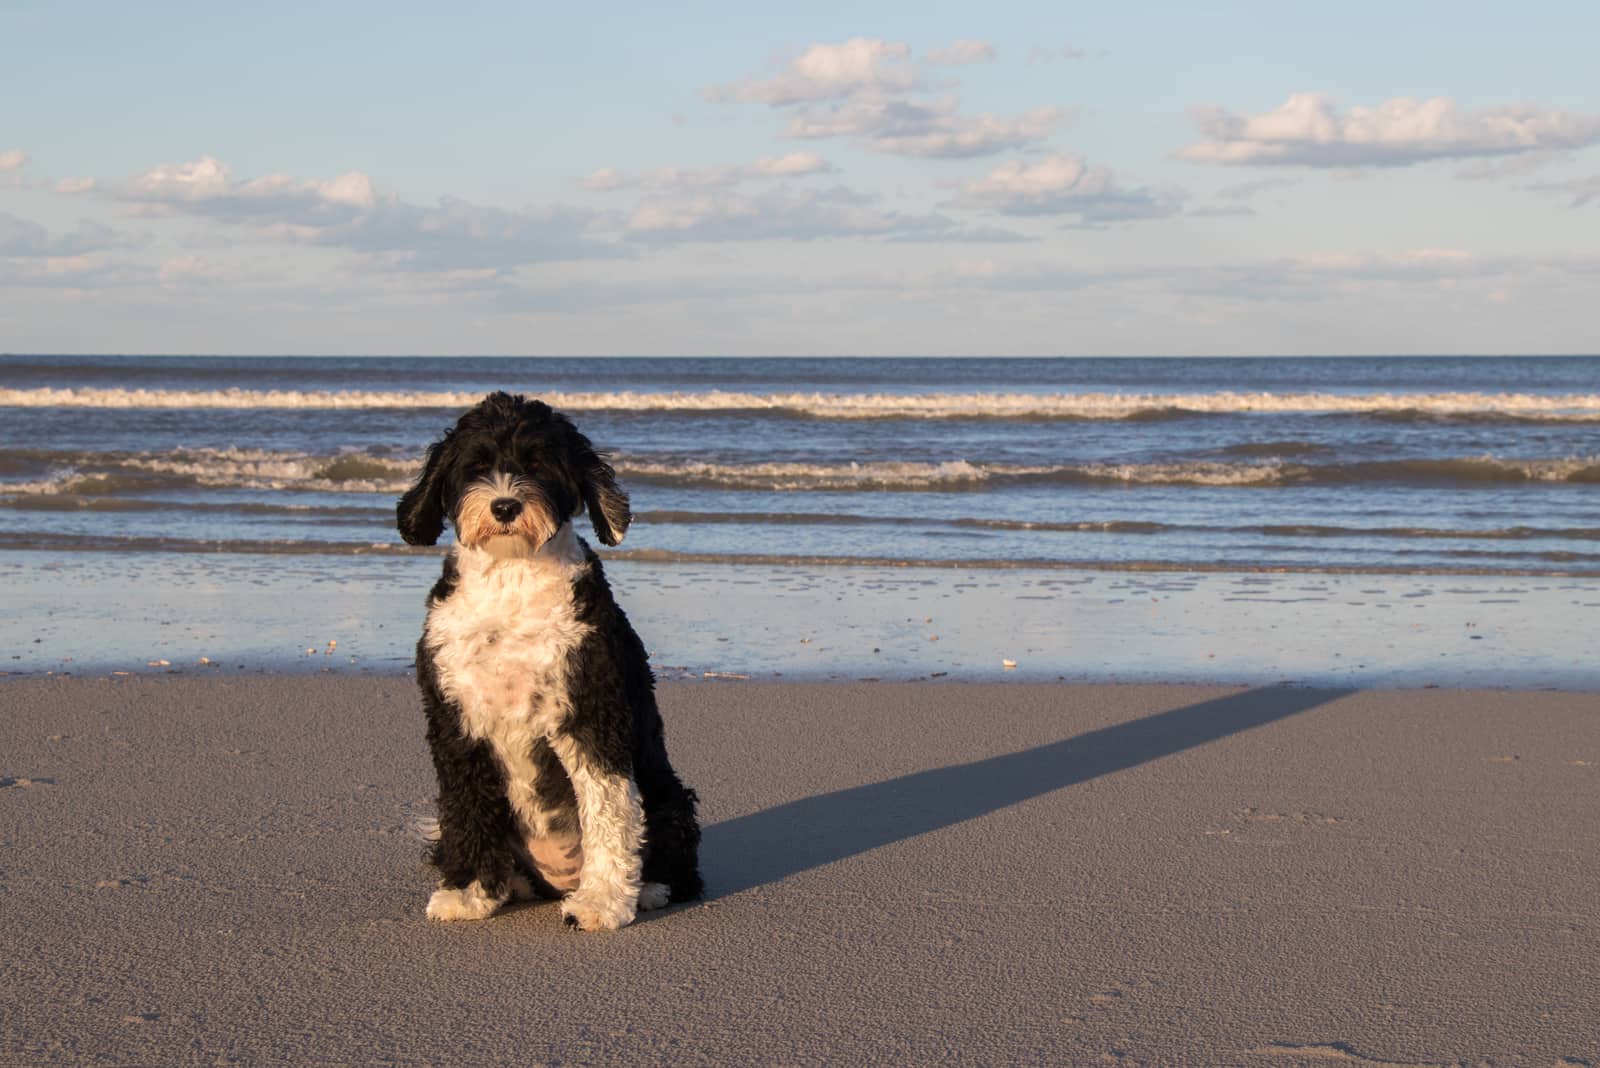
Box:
1180, 93, 1600, 168
68, 156, 623, 271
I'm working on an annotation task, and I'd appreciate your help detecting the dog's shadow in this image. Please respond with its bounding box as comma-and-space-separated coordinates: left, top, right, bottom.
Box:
701, 685, 1353, 899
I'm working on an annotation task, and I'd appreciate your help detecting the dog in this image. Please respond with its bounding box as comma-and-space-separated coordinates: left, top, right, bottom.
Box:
396, 391, 702, 930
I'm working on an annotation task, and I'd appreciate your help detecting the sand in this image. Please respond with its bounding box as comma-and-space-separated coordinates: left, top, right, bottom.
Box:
1, 676, 1596, 1066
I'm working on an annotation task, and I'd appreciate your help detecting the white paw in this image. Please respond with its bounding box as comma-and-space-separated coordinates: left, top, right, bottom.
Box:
560, 888, 637, 932
637, 882, 671, 911
425, 880, 503, 922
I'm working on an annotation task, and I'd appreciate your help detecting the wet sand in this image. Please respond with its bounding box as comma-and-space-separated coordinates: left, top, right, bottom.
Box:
5, 550, 1599, 688
1, 676, 1596, 1065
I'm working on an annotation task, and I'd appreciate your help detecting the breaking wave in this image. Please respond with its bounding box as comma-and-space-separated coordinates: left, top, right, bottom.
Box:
5, 386, 1600, 422
622, 456, 1600, 491
0, 447, 417, 496
3, 447, 1598, 499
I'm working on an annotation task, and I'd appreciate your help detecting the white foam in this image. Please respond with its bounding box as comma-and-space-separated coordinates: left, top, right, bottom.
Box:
620, 457, 1292, 489
0, 447, 416, 496
620, 458, 998, 490
4, 386, 1600, 420
2, 448, 1595, 500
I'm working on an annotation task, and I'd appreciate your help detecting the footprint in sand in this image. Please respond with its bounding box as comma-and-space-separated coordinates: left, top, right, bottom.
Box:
0, 776, 56, 789
95, 876, 150, 889
1251, 1040, 1443, 1066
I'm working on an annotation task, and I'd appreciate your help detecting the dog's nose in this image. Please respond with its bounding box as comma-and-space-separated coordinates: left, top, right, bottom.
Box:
490, 497, 522, 522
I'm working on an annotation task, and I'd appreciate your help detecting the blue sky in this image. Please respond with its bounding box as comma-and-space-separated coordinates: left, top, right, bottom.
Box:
3, 1, 1598, 355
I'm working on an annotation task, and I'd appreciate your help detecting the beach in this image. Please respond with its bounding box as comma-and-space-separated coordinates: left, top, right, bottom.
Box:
3, 356, 1597, 1063
3, 675, 1596, 1065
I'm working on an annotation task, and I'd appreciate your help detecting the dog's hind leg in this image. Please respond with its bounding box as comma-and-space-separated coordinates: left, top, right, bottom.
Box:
546, 731, 644, 931
639, 791, 704, 904
638, 753, 705, 904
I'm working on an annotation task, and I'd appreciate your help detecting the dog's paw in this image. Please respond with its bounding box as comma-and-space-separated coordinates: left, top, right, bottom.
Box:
425, 881, 503, 922
560, 889, 637, 932
637, 882, 671, 911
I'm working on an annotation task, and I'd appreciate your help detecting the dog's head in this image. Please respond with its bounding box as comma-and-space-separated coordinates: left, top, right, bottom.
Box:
396, 392, 631, 551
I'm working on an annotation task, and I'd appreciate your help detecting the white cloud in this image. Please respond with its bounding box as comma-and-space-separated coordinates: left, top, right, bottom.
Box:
926, 40, 996, 66
103, 155, 379, 225
583, 153, 833, 191
707, 38, 917, 105
709, 38, 1065, 159
1180, 93, 1600, 168
69, 156, 622, 270
954, 154, 1183, 224
788, 97, 1067, 158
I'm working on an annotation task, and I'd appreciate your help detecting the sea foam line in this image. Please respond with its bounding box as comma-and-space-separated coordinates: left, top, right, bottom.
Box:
3, 448, 1599, 496
4, 386, 1600, 420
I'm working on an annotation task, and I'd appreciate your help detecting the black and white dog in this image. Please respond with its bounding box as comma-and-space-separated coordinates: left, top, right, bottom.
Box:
397, 392, 702, 930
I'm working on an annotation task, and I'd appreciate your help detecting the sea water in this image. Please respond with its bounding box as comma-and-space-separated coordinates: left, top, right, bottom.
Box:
3, 355, 1597, 682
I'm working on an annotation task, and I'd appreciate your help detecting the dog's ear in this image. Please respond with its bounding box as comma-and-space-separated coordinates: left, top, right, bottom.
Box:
397, 433, 454, 546
571, 433, 631, 546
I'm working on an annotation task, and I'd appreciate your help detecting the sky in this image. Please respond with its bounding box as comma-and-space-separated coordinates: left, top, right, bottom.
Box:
2, 0, 1598, 357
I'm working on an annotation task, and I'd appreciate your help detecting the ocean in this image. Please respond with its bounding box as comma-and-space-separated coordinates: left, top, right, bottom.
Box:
3, 355, 1598, 685
2, 355, 1597, 575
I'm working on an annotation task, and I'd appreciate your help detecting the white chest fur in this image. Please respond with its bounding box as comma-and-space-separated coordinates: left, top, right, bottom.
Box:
423, 528, 593, 743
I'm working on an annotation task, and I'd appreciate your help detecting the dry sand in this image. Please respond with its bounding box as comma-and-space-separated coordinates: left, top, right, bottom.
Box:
1, 676, 1596, 1066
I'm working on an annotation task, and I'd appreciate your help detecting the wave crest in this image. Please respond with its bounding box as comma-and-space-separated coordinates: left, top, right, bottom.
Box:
5, 386, 1600, 422
2, 447, 1596, 498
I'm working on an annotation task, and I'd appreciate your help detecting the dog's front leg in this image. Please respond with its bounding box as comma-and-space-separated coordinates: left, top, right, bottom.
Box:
547, 731, 644, 931
422, 694, 522, 922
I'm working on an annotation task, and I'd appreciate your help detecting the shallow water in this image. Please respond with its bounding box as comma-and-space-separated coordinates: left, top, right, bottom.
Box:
3, 355, 1595, 681
5, 551, 1595, 688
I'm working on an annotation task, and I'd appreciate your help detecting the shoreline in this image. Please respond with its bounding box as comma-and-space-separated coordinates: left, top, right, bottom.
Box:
3, 676, 1595, 1064
2, 536, 1597, 579
4, 550, 1597, 690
